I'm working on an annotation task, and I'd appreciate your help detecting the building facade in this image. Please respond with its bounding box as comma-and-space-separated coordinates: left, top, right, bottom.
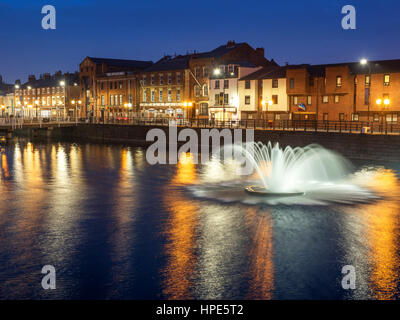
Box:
209, 62, 261, 121
13, 72, 80, 119
79, 57, 153, 119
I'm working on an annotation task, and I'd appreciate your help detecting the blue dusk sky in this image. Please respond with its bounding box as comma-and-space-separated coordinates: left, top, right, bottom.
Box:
0, 0, 399, 83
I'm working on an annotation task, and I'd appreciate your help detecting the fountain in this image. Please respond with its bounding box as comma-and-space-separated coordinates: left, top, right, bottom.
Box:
189, 141, 377, 206
231, 142, 353, 197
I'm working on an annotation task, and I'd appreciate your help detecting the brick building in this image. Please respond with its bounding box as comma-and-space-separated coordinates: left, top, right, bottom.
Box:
79, 57, 152, 119
13, 72, 80, 119
138, 41, 274, 119
286, 59, 400, 123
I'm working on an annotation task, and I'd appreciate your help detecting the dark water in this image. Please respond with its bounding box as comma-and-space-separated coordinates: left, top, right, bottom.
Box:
1, 139, 400, 300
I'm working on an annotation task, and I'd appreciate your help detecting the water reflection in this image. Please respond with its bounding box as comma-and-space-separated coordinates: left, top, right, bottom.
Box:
1, 140, 400, 300
245, 208, 274, 300
162, 153, 198, 299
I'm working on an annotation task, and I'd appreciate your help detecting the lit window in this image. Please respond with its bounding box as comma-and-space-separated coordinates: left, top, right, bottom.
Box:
336, 76, 342, 87
384, 74, 390, 86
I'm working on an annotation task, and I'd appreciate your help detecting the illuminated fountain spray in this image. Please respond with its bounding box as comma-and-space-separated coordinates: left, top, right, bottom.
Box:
234, 142, 352, 195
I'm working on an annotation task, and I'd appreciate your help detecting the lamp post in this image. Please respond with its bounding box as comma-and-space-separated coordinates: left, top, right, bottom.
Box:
360, 59, 371, 124
124, 103, 132, 121
60, 80, 66, 122
71, 100, 82, 125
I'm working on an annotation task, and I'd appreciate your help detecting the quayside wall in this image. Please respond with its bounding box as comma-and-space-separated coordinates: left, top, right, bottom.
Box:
19, 124, 400, 162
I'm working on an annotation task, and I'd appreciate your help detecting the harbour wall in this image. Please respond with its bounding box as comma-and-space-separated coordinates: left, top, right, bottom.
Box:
14, 124, 400, 162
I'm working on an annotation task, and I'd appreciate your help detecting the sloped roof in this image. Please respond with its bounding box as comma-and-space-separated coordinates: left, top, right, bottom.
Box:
142, 55, 191, 72
19, 73, 80, 89
240, 66, 287, 80
87, 57, 153, 69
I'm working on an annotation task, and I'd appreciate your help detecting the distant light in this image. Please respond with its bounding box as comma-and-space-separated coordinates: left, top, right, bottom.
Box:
261, 100, 266, 106
188, 102, 193, 107
183, 102, 188, 107
214, 69, 221, 75
268, 100, 273, 106
27, 86, 31, 90
74, 83, 78, 86
60, 81, 65, 86
360, 59, 368, 65
376, 99, 382, 105
384, 99, 390, 106
15, 85, 20, 89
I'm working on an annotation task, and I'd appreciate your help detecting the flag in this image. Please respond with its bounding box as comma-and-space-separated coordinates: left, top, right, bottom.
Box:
298, 103, 306, 111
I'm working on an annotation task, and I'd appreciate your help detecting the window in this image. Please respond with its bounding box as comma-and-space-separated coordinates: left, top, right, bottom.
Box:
272, 95, 278, 104
176, 73, 181, 84
202, 84, 208, 96
352, 114, 359, 121
228, 65, 234, 73
394, 114, 398, 123
176, 89, 181, 101
195, 85, 200, 97
223, 93, 229, 105
307, 96, 312, 105
167, 89, 172, 102
215, 80, 220, 89
365, 75, 371, 86
364, 88, 370, 105
322, 95, 329, 103
374, 114, 379, 122
224, 80, 229, 89
334, 95, 340, 103
168, 74, 172, 84
293, 96, 298, 105
110, 95, 114, 106
200, 103, 208, 115
195, 67, 200, 78
159, 74, 163, 85
203, 67, 209, 78
151, 75, 155, 85
384, 74, 390, 86
336, 76, 342, 87
339, 113, 344, 121
143, 89, 147, 102
323, 113, 328, 121
114, 82, 118, 89
101, 95, 105, 106
159, 89, 163, 102
272, 79, 278, 88
151, 90, 155, 102
119, 81, 123, 89
129, 94, 132, 103
119, 94, 123, 105
309, 77, 314, 87
275, 114, 281, 120
142, 76, 147, 86
245, 80, 251, 89
289, 78, 295, 89
101, 82, 104, 90
245, 96, 250, 105
215, 94, 220, 105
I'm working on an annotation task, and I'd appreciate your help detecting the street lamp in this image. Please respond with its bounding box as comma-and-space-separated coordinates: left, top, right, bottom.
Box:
71, 100, 82, 125
360, 58, 371, 123
60, 80, 66, 122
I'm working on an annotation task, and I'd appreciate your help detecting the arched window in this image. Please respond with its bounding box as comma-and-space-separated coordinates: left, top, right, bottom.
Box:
202, 84, 208, 96
194, 85, 201, 97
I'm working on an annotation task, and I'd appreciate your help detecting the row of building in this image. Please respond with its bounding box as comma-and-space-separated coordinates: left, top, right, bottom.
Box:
2, 41, 400, 123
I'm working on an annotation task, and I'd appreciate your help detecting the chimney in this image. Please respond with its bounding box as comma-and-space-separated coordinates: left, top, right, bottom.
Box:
43, 73, 51, 80
227, 40, 236, 48
256, 47, 265, 58
28, 74, 36, 82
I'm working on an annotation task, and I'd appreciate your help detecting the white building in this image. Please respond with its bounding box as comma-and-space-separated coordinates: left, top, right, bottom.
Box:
209, 62, 261, 121
238, 66, 289, 120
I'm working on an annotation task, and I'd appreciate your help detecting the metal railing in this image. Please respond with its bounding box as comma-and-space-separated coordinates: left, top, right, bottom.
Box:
2, 116, 400, 135
86, 117, 400, 135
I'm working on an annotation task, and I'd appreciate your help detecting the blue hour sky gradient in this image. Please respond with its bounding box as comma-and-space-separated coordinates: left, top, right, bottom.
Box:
0, 0, 399, 83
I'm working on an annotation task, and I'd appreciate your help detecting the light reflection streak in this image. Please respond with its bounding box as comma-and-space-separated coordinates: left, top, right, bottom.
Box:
245, 208, 274, 300
162, 153, 198, 299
